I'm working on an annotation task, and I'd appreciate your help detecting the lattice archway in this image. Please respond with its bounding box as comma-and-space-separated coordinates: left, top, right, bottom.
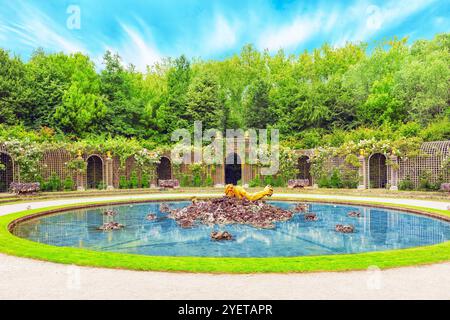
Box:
86, 155, 104, 189
297, 155, 311, 185
157, 157, 172, 182
369, 153, 387, 188
0, 152, 13, 193
225, 153, 242, 185
397, 141, 450, 189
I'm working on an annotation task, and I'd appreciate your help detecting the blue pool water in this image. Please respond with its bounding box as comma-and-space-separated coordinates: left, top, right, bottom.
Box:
12, 201, 450, 257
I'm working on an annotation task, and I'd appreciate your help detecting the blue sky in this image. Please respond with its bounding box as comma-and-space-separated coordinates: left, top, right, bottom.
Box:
0, 0, 448, 71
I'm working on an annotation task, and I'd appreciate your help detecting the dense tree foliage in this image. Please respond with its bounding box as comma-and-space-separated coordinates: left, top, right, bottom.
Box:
186, 70, 222, 129
0, 34, 449, 148
0, 50, 30, 124
54, 54, 106, 135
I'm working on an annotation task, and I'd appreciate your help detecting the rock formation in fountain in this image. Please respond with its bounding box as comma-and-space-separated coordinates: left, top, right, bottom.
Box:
335, 224, 355, 233
304, 213, 318, 221
97, 221, 124, 231
210, 231, 233, 241
165, 196, 294, 229
347, 211, 361, 217
103, 209, 118, 217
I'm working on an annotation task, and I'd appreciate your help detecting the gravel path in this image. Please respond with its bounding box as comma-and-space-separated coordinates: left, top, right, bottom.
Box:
0, 193, 449, 300
0, 253, 449, 300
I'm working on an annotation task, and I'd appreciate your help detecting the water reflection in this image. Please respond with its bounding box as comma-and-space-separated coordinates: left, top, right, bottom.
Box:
12, 201, 450, 257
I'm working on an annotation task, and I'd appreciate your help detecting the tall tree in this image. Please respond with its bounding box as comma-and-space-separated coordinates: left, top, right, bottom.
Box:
25, 49, 77, 128
53, 54, 106, 135
394, 34, 450, 124
100, 51, 146, 137
358, 76, 404, 125
243, 78, 275, 129
0, 49, 30, 124
155, 55, 191, 136
186, 71, 222, 129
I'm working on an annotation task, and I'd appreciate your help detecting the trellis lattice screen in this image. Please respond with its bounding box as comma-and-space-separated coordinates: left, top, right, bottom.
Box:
39, 149, 74, 183
398, 141, 450, 188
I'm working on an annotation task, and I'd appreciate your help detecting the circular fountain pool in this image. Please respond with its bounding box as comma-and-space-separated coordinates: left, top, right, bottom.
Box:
12, 201, 450, 257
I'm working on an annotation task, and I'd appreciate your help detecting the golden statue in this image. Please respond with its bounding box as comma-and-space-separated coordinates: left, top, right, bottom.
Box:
106, 151, 112, 159
225, 184, 273, 201
77, 150, 83, 159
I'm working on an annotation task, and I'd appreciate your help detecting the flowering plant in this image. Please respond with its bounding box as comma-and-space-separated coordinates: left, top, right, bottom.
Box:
3, 139, 43, 182
66, 158, 87, 173
134, 148, 161, 175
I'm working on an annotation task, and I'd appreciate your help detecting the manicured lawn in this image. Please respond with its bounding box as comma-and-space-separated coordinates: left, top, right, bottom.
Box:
0, 195, 449, 273
1, 187, 449, 206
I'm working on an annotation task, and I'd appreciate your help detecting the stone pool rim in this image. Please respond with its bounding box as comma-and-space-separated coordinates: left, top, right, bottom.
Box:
1, 195, 450, 273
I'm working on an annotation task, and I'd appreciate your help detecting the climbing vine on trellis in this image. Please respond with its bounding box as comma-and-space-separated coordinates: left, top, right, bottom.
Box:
2, 139, 43, 182
442, 157, 450, 174
134, 148, 162, 183
66, 158, 87, 174
309, 137, 423, 180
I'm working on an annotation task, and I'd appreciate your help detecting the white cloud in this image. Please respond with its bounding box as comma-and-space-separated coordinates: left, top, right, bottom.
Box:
323, 11, 339, 33
382, 0, 436, 24
205, 15, 238, 52
0, 3, 86, 54
0, 2, 163, 72
256, 5, 336, 53
332, 0, 437, 47
117, 22, 162, 71
257, 0, 438, 52
258, 17, 319, 52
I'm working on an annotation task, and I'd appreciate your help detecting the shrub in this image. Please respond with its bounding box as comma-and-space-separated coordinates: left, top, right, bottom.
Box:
249, 176, 261, 187
192, 174, 202, 187
40, 182, 49, 192
318, 175, 330, 188
399, 175, 414, 190
263, 175, 274, 186
431, 173, 444, 191
129, 171, 139, 188
63, 176, 74, 191
418, 170, 432, 191
97, 182, 106, 190
119, 175, 128, 189
341, 168, 359, 189
141, 174, 150, 188
274, 175, 286, 187
47, 173, 62, 192
204, 176, 214, 187
180, 175, 191, 187
329, 169, 343, 188
37, 176, 48, 191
